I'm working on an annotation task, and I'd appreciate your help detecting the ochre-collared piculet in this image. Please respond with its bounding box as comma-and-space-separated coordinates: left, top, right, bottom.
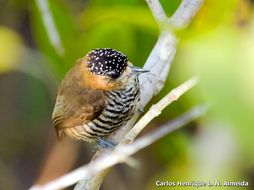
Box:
52, 48, 148, 143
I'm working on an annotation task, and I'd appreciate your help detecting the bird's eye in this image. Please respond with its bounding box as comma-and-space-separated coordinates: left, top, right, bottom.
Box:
108, 71, 120, 79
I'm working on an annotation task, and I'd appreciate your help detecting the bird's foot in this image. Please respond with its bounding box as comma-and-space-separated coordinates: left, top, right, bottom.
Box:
96, 137, 117, 149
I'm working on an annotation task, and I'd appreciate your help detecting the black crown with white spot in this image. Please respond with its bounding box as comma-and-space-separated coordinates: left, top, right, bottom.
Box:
86, 48, 128, 79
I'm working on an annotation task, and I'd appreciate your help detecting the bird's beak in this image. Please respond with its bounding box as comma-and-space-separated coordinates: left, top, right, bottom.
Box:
131, 66, 149, 75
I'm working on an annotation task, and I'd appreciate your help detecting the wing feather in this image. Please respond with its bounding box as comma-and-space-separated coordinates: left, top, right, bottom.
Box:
52, 86, 106, 140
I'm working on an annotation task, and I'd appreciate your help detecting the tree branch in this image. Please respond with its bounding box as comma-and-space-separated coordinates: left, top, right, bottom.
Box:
145, 0, 167, 23
169, 0, 204, 29
30, 103, 207, 190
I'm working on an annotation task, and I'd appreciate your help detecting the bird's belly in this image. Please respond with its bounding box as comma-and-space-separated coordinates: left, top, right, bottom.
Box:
88, 88, 139, 137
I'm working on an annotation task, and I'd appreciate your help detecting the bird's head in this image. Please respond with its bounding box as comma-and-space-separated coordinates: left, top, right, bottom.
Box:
78, 48, 148, 90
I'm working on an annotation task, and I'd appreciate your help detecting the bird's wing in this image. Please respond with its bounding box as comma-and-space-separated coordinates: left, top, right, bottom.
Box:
52, 87, 106, 140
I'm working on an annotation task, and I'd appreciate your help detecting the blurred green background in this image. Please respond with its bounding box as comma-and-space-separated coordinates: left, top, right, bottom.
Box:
0, 0, 254, 189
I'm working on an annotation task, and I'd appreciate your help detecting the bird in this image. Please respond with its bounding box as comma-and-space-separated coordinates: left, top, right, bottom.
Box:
52, 48, 148, 144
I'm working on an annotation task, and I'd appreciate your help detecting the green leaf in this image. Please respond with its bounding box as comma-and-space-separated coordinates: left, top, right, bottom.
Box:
88, 0, 141, 7
80, 6, 158, 32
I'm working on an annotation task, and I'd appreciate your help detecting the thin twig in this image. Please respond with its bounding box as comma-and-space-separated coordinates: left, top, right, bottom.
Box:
124, 77, 198, 143
116, 104, 208, 156
145, 0, 167, 23
35, 0, 64, 55
169, 0, 204, 29
29, 104, 207, 190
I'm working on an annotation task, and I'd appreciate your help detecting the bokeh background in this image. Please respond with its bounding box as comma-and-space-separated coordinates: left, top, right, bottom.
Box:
0, 0, 254, 189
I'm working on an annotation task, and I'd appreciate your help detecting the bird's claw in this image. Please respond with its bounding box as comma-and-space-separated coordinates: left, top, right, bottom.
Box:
97, 137, 117, 149
138, 107, 144, 113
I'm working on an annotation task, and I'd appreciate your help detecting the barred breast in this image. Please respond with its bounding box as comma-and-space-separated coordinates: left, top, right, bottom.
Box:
65, 76, 140, 141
